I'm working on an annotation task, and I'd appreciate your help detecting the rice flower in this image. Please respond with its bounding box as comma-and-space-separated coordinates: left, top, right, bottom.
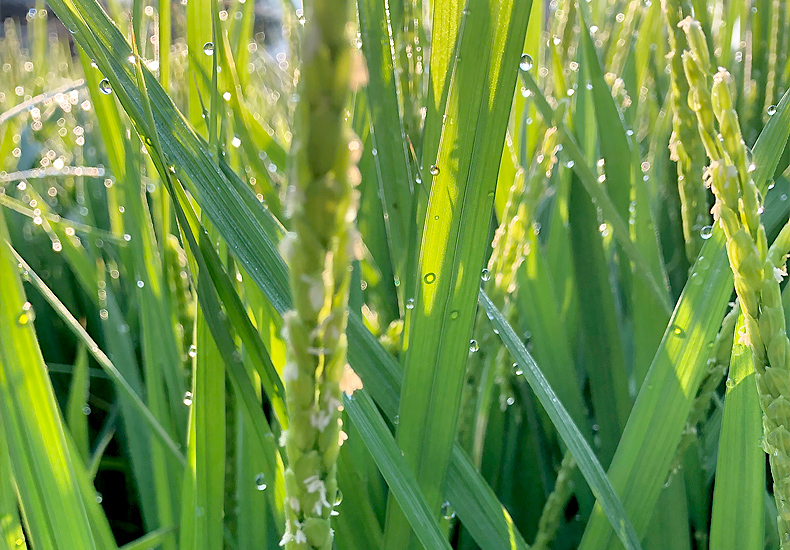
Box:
661, 0, 709, 262
682, 17, 790, 543
279, 0, 359, 546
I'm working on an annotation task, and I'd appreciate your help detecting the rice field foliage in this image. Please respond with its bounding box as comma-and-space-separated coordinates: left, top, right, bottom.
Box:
4, 0, 790, 549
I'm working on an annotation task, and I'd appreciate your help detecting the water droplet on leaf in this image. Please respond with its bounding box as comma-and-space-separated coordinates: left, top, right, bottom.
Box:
254, 473, 267, 491
441, 500, 456, 519
519, 53, 533, 71
17, 302, 35, 325
98, 79, 112, 95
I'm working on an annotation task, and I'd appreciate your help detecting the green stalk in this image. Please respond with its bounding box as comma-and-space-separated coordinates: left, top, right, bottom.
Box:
661, 0, 709, 263
280, 0, 358, 546
531, 452, 576, 550
682, 16, 790, 545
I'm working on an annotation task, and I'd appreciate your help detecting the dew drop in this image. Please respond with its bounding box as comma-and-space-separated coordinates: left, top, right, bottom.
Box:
82, 405, 91, 415
768, 105, 777, 116
700, 225, 713, 239
95, 493, 103, 504
393, 414, 399, 425
98, 78, 112, 95
672, 325, 686, 338
254, 472, 267, 491
136, 280, 145, 288
183, 391, 193, 406
203, 42, 215, 55
513, 363, 523, 376
506, 396, 515, 406
405, 298, 415, 310
469, 339, 479, 353
429, 165, 440, 176
424, 272, 436, 284
16, 302, 35, 325
519, 53, 533, 71
441, 500, 456, 520
450, 310, 459, 320
334, 489, 343, 506
188, 344, 197, 358
481, 268, 491, 282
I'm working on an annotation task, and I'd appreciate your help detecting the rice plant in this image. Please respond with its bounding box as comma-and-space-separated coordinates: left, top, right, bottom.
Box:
3, 0, 790, 549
